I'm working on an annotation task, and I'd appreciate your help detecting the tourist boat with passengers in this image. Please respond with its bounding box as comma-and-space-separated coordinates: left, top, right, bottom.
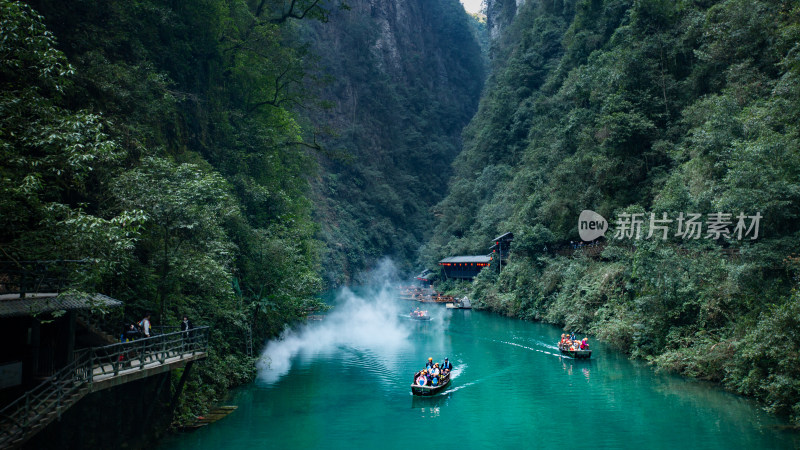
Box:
410, 370, 451, 396
408, 310, 431, 321
558, 342, 592, 359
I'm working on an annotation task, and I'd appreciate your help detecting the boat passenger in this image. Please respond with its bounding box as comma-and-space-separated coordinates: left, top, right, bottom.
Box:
431, 363, 440, 377
431, 374, 439, 386
416, 371, 427, 386
580, 338, 589, 350
441, 357, 452, 374
425, 358, 434, 370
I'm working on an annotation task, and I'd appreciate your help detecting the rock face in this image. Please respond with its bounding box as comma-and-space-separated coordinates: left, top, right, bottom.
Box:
310, 0, 481, 104
303, 0, 486, 283
486, 0, 524, 40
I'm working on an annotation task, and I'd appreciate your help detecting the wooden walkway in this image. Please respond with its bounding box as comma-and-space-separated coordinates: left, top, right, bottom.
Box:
90, 349, 205, 392
0, 327, 209, 449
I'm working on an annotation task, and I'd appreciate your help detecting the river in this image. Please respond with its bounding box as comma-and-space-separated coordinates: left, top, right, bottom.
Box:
158, 285, 799, 449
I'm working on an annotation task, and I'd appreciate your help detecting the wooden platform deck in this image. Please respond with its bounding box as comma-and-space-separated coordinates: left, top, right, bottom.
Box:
0, 328, 209, 449
90, 350, 206, 392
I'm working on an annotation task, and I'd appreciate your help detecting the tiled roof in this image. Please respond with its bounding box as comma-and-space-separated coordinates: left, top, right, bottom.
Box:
492, 232, 514, 242
439, 255, 491, 264
0, 293, 122, 318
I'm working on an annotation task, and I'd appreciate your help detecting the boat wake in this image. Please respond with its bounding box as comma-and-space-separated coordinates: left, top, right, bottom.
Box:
440, 381, 475, 395
447, 329, 561, 357
435, 365, 519, 395
495, 339, 564, 358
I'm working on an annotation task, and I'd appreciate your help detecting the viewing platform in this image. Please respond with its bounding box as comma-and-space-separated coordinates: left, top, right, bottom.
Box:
0, 327, 209, 449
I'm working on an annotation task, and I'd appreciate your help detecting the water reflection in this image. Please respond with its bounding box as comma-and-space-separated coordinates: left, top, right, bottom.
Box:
411, 394, 450, 415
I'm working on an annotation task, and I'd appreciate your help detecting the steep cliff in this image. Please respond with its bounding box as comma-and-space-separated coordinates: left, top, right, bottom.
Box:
486, 0, 520, 40
1, 0, 483, 445
429, 0, 800, 424
303, 0, 486, 283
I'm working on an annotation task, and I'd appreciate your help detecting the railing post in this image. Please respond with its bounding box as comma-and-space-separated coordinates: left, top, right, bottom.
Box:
24, 395, 30, 429
140, 339, 146, 369
113, 346, 120, 376
89, 350, 94, 385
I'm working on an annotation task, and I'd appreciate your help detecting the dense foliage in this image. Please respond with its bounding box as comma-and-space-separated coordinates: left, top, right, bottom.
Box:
2, 0, 486, 431
1, 0, 331, 426
300, 0, 486, 284
428, 0, 800, 424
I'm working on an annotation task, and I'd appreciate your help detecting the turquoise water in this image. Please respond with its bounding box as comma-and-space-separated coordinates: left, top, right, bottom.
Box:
159, 286, 799, 449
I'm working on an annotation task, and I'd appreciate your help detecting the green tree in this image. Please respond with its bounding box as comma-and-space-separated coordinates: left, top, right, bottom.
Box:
0, 0, 143, 285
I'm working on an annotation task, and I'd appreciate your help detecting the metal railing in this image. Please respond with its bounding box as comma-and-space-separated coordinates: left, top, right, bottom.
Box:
0, 350, 92, 448
151, 325, 181, 335
0, 327, 208, 448
90, 327, 209, 378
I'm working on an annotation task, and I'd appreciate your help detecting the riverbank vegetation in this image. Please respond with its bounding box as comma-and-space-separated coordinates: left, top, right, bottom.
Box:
1, 0, 328, 426
1, 0, 485, 432
427, 0, 800, 425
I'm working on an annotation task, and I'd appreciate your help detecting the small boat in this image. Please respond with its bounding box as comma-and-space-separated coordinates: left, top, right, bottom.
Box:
409, 311, 431, 321
410, 371, 451, 396
558, 342, 592, 359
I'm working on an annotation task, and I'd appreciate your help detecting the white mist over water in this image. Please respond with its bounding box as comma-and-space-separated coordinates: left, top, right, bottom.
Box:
257, 260, 413, 384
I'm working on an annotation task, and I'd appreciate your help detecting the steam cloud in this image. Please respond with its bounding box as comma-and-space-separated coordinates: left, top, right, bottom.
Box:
257, 259, 413, 383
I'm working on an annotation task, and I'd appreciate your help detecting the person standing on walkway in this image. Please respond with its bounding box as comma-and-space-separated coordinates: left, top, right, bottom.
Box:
139, 312, 152, 338
181, 315, 194, 349
181, 315, 193, 333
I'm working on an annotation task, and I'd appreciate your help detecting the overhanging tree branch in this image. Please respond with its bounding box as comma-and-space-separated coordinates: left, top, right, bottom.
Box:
285, 132, 323, 151
246, 66, 303, 111
271, 0, 323, 24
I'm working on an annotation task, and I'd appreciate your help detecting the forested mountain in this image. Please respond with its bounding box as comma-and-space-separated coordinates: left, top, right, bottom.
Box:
7, 0, 800, 440
3, 0, 342, 425
1, 0, 485, 436
300, 0, 485, 284
428, 0, 800, 424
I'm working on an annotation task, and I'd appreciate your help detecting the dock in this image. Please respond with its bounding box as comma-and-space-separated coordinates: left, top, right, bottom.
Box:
397, 286, 456, 304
